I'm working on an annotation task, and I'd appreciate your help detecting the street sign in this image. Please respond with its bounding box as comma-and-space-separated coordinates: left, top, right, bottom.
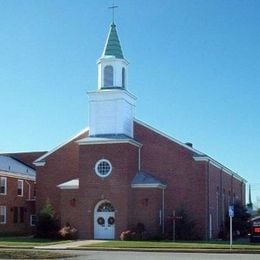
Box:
229, 206, 234, 217
228, 205, 234, 250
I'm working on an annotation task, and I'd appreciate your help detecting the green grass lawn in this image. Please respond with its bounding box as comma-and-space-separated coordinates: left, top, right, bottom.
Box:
0, 250, 76, 259
82, 240, 260, 251
0, 237, 71, 247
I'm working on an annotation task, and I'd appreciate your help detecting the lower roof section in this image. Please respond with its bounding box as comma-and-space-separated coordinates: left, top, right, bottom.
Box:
57, 178, 79, 190
131, 171, 167, 189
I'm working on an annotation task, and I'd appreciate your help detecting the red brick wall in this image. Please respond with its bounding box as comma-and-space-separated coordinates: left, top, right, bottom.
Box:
36, 131, 87, 219
36, 122, 245, 240
0, 175, 35, 235
77, 142, 139, 239
134, 122, 207, 239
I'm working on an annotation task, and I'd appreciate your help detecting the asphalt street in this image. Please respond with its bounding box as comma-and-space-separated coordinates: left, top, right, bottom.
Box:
62, 250, 260, 260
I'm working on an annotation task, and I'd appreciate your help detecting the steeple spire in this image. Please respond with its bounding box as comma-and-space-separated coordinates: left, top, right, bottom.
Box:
102, 23, 124, 59
247, 184, 253, 213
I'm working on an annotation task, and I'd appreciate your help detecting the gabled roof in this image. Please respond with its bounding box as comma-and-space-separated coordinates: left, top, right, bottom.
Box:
131, 171, 167, 189
0, 155, 35, 180
1, 151, 46, 169
134, 119, 246, 183
34, 128, 88, 166
102, 23, 124, 59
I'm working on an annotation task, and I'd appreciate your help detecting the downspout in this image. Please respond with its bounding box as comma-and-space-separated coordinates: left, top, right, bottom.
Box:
25, 180, 31, 200
138, 146, 141, 171
162, 188, 165, 234
220, 168, 224, 224
206, 159, 210, 240
231, 174, 234, 204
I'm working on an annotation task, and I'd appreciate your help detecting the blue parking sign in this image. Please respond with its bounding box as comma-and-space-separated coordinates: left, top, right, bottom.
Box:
229, 206, 234, 217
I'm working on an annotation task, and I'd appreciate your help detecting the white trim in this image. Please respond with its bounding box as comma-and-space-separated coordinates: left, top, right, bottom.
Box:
131, 183, 167, 189
95, 159, 112, 178
17, 179, 24, 197
34, 128, 89, 165
193, 156, 246, 182
77, 138, 142, 148
33, 161, 46, 167
88, 89, 136, 101
0, 171, 35, 181
135, 119, 246, 183
57, 179, 79, 190
134, 119, 204, 155
0, 205, 6, 224
30, 214, 36, 226
0, 177, 7, 195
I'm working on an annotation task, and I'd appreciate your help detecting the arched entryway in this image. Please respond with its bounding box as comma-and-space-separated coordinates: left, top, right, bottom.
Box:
94, 200, 115, 239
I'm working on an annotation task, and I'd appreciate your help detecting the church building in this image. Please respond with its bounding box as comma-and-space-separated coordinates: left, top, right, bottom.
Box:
33, 22, 246, 240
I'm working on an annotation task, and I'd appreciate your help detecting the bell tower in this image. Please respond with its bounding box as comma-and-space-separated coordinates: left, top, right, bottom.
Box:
88, 22, 136, 138
97, 23, 128, 90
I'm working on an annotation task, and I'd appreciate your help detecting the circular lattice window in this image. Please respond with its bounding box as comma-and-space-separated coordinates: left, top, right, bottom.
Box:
95, 159, 112, 178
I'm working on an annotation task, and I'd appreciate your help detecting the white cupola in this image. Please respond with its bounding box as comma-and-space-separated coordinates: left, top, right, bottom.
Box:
88, 23, 136, 138
97, 23, 128, 90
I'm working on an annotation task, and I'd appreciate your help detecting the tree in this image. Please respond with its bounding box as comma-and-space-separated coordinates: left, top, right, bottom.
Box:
174, 208, 200, 240
225, 201, 251, 238
36, 199, 59, 238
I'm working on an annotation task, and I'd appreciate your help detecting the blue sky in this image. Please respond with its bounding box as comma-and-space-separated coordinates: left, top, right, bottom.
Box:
0, 0, 259, 204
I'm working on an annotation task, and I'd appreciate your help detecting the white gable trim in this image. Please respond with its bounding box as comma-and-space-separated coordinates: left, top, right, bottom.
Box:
193, 156, 246, 183
134, 119, 204, 155
135, 119, 246, 183
77, 138, 142, 148
33, 128, 89, 165
57, 179, 79, 190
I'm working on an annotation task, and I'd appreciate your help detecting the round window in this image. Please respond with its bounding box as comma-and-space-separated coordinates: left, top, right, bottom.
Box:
95, 159, 112, 177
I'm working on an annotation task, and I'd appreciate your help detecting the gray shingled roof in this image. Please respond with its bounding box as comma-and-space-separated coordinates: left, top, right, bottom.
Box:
131, 171, 167, 189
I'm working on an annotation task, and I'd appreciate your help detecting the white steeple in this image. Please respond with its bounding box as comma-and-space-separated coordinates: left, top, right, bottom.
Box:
88, 23, 136, 138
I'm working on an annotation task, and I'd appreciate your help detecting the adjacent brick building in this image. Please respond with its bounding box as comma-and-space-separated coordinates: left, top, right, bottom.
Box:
32, 22, 246, 240
0, 155, 37, 235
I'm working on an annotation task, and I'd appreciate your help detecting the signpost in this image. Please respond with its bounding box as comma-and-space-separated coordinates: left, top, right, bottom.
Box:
228, 205, 234, 250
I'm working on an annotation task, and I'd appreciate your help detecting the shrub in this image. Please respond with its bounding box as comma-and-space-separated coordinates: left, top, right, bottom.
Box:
59, 223, 78, 240
120, 230, 135, 240
36, 199, 59, 238
175, 208, 199, 240
120, 223, 148, 241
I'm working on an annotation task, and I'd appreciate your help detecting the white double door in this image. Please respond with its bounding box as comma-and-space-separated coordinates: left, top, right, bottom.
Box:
94, 211, 115, 239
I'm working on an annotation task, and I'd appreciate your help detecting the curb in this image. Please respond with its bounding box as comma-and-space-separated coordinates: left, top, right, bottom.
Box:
42, 246, 260, 254
1, 245, 260, 254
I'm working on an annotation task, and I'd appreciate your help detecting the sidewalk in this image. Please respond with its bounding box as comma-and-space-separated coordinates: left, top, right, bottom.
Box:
34, 240, 107, 250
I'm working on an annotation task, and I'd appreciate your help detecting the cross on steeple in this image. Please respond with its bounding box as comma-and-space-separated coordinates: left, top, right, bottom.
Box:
108, 2, 118, 24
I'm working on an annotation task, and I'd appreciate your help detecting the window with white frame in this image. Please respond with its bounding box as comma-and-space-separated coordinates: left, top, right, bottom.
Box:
95, 159, 112, 178
0, 177, 7, 195
104, 65, 113, 87
30, 214, 36, 226
17, 180, 23, 196
0, 206, 6, 224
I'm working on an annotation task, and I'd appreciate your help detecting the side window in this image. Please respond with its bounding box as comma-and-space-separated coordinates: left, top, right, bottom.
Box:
104, 65, 113, 87
0, 177, 7, 195
13, 207, 18, 223
30, 215, 36, 226
0, 206, 6, 224
122, 67, 125, 88
17, 180, 23, 197
20, 207, 25, 223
